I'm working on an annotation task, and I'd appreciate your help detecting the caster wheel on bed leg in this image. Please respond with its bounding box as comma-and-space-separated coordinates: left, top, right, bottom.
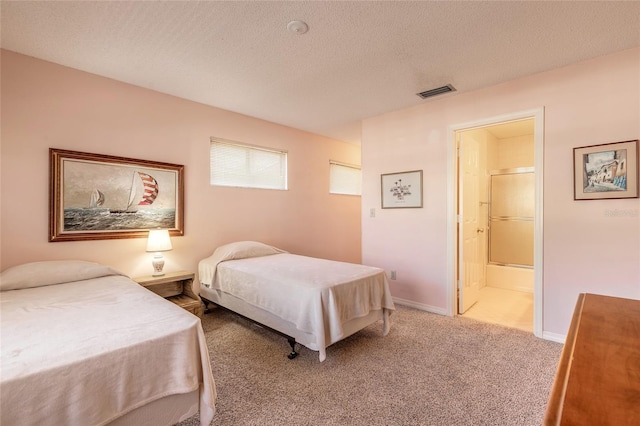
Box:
287, 338, 299, 359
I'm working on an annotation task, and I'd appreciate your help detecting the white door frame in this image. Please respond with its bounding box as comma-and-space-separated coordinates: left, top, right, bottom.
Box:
446, 108, 544, 337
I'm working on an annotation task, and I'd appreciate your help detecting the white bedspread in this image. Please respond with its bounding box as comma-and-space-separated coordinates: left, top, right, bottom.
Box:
199, 252, 395, 361
0, 275, 216, 426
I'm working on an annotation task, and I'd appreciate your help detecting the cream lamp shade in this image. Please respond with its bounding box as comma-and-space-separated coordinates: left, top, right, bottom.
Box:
146, 229, 172, 276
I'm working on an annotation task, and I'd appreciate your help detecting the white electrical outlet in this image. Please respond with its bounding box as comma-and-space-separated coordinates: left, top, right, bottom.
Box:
369, 208, 376, 218
390, 270, 396, 280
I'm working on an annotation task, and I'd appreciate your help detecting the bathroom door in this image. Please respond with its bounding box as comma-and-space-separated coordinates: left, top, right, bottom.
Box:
458, 133, 482, 314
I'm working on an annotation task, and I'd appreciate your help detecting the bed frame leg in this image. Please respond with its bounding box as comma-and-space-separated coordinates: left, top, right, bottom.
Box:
200, 296, 213, 314
287, 338, 299, 359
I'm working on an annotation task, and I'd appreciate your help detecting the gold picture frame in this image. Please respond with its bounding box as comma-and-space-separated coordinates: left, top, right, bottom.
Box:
49, 148, 184, 242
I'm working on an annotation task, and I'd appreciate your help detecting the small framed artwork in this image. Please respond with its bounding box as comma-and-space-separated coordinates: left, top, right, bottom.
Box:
573, 140, 638, 200
49, 148, 184, 242
381, 170, 423, 208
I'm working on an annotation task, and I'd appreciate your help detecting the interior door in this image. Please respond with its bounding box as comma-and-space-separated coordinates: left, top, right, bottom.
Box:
458, 132, 482, 314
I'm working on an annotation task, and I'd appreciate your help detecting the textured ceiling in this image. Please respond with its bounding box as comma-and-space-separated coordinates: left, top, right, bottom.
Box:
1, 1, 639, 144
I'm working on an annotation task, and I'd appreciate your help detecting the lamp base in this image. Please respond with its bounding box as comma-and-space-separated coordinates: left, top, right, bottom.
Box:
151, 253, 165, 276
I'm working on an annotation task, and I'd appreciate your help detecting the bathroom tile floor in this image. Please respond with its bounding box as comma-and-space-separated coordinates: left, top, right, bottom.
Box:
461, 286, 533, 332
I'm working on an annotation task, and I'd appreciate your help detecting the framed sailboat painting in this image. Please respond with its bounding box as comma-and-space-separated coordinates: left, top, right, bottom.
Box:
49, 148, 184, 242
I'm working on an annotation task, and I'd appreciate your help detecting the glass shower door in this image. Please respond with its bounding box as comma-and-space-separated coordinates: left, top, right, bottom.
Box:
489, 169, 534, 268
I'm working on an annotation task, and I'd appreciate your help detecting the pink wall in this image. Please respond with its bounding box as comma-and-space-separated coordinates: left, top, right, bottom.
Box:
362, 48, 640, 336
0, 50, 362, 278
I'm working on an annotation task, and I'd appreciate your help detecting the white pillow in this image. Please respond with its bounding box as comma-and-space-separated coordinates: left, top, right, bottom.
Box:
0, 260, 124, 291
213, 241, 286, 261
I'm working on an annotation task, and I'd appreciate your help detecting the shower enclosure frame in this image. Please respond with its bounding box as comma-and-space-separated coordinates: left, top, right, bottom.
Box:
488, 167, 535, 270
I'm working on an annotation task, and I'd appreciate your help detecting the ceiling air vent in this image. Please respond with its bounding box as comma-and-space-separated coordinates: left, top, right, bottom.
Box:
416, 84, 456, 99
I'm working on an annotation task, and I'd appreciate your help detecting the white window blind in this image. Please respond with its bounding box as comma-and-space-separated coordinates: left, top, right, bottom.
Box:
329, 161, 361, 195
210, 138, 287, 190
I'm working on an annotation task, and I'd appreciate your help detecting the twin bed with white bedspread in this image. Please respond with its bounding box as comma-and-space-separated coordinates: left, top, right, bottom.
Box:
198, 241, 395, 362
0, 261, 216, 426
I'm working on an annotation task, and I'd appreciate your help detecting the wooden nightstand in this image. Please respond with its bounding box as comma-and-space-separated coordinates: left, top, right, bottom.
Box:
133, 271, 203, 318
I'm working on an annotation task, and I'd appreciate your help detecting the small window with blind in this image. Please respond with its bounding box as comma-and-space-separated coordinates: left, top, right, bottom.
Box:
210, 138, 287, 190
329, 161, 362, 196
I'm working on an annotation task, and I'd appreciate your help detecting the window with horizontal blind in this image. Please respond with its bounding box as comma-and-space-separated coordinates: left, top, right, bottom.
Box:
329, 161, 361, 195
210, 138, 287, 190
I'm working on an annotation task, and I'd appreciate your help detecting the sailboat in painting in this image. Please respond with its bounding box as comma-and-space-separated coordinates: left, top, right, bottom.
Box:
137, 172, 160, 206
111, 171, 159, 214
88, 189, 106, 208
86, 189, 109, 214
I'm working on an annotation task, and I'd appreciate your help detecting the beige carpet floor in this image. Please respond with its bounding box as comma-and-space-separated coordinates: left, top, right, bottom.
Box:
177, 304, 562, 426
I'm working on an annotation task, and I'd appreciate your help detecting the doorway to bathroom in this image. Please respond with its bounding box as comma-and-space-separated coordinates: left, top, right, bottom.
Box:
448, 109, 543, 336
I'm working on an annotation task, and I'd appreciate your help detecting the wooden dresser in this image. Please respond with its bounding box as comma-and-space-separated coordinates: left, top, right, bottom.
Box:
544, 293, 640, 425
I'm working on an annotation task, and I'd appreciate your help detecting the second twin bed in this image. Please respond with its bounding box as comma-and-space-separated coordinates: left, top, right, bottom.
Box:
198, 241, 396, 362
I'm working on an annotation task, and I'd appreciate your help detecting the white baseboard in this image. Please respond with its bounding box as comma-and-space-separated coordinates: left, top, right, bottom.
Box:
392, 297, 449, 316
542, 331, 566, 344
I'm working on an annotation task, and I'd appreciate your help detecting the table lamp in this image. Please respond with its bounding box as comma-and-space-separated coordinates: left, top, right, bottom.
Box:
146, 229, 172, 276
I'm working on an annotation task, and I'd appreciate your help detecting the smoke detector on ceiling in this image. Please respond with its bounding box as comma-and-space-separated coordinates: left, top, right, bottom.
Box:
416, 84, 456, 99
287, 20, 309, 35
